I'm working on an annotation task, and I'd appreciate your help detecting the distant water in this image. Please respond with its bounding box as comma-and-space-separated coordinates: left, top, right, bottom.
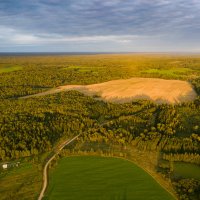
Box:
0, 52, 199, 57
0, 52, 125, 56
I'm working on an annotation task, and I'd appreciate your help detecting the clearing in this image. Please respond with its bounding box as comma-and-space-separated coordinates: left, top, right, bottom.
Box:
173, 162, 200, 180
44, 156, 175, 200
21, 78, 197, 104
0, 161, 41, 200
0, 65, 22, 73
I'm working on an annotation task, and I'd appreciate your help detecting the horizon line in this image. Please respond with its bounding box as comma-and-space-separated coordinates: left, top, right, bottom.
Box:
0, 51, 200, 56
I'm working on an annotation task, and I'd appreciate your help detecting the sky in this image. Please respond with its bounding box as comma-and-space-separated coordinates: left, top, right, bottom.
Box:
0, 0, 200, 52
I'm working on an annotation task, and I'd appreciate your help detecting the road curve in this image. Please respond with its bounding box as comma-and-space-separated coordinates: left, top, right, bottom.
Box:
38, 134, 80, 200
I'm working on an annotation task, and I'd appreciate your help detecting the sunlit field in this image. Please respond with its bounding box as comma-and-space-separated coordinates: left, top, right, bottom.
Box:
45, 156, 174, 200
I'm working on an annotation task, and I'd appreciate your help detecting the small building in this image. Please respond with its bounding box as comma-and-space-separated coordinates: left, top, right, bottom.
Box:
16, 162, 20, 167
2, 163, 8, 169
1, 162, 20, 169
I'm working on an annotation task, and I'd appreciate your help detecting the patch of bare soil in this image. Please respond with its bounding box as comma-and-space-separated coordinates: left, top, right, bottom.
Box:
22, 78, 197, 104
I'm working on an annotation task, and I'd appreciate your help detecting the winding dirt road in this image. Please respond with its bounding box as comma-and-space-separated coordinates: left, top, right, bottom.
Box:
38, 134, 80, 200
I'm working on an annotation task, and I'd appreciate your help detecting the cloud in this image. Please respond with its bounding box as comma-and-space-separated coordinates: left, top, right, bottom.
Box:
1, 0, 200, 35
0, 25, 147, 45
0, 0, 200, 51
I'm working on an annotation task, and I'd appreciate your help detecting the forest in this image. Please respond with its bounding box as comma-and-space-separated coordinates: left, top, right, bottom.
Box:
0, 54, 200, 200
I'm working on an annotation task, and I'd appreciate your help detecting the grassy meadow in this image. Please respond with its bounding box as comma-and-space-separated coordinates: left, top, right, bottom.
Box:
0, 161, 42, 200
44, 156, 174, 200
173, 162, 200, 180
0, 64, 22, 73
140, 67, 196, 79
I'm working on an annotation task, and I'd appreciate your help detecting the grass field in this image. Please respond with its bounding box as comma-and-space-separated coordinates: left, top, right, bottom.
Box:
140, 67, 196, 79
0, 65, 22, 73
0, 161, 42, 200
173, 162, 200, 180
45, 156, 175, 200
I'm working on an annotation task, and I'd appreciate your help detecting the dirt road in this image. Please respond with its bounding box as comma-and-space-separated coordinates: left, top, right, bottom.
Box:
38, 134, 80, 200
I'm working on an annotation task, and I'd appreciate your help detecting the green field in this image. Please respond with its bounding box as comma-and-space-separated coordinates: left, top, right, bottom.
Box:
0, 65, 22, 73
0, 161, 42, 200
140, 67, 195, 79
45, 156, 174, 200
173, 162, 200, 179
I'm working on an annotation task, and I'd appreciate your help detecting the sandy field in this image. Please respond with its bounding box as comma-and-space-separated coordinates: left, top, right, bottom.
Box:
21, 78, 197, 104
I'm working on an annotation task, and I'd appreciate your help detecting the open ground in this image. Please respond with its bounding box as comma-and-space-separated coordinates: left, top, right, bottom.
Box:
173, 162, 200, 180
0, 64, 22, 73
44, 156, 175, 200
21, 78, 197, 104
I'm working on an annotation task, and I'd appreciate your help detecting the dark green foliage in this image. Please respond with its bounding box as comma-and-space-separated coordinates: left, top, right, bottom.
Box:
173, 179, 200, 200
0, 91, 94, 160
191, 78, 200, 95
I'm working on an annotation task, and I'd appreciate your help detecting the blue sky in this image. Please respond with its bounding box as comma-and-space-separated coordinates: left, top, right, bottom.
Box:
0, 0, 200, 52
